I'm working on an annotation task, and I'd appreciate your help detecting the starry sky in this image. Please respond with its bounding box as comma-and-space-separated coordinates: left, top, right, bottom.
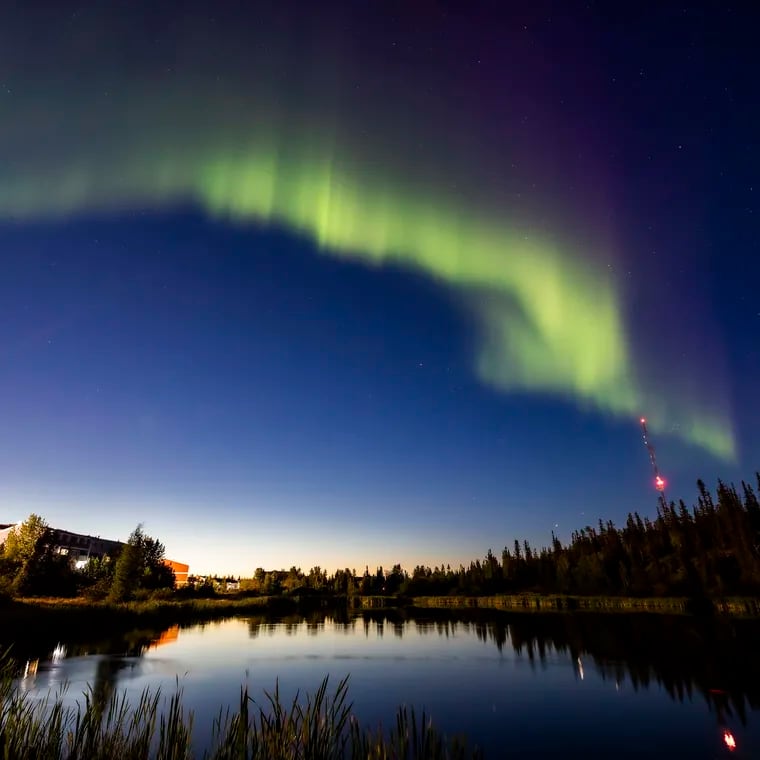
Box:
1, 1, 758, 574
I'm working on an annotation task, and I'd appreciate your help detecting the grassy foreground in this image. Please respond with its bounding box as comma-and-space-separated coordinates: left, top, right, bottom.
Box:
0, 652, 480, 760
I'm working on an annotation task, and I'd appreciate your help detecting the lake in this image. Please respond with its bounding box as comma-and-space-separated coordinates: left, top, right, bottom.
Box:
11, 608, 760, 757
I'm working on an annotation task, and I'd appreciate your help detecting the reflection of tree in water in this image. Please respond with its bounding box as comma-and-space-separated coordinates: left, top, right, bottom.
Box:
499, 612, 760, 726
89, 655, 140, 706
428, 611, 757, 728
20, 605, 759, 737
247, 608, 760, 726
8, 628, 161, 664
82, 626, 178, 705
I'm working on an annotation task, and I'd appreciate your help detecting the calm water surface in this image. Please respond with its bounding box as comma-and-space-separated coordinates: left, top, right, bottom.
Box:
13, 610, 760, 758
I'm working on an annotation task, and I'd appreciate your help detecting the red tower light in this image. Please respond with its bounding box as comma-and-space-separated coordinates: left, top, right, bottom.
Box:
641, 417, 667, 500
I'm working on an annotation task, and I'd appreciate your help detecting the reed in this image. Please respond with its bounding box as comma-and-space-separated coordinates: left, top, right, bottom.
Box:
0, 650, 481, 759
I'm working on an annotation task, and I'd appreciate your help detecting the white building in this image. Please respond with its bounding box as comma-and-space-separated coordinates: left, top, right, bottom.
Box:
0, 523, 17, 548
0, 522, 123, 569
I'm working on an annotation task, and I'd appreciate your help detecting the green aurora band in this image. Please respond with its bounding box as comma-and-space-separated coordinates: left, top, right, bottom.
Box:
0, 132, 734, 460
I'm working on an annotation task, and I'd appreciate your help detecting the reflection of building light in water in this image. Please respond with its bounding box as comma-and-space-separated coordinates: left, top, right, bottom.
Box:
577, 657, 584, 681
146, 625, 180, 652
51, 643, 66, 662
723, 730, 737, 751
22, 659, 38, 679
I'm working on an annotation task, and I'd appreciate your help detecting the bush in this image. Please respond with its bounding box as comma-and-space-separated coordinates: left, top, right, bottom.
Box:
176, 580, 217, 599
82, 578, 111, 602
149, 588, 174, 601
0, 574, 13, 599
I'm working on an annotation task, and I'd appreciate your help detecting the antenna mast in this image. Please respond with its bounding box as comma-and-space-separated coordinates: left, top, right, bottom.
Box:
640, 417, 667, 507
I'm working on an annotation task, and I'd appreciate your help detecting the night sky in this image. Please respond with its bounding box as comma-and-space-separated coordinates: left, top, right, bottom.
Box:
1, 2, 758, 574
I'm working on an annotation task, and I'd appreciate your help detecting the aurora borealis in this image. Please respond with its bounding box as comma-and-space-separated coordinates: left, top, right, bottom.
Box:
1, 2, 757, 573
2, 138, 647, 439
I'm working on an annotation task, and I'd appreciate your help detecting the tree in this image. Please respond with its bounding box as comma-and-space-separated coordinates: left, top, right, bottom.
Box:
109, 529, 144, 602
109, 525, 174, 602
385, 564, 405, 595
3, 514, 48, 564
78, 555, 116, 600
307, 566, 327, 590
1, 514, 76, 596
282, 566, 303, 592
139, 533, 175, 590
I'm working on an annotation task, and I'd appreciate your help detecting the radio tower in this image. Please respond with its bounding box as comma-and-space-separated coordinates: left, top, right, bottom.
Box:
640, 417, 667, 509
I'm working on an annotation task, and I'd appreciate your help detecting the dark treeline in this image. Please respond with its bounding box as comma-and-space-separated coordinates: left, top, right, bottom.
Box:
392, 475, 760, 599
3, 475, 760, 601
245, 475, 760, 600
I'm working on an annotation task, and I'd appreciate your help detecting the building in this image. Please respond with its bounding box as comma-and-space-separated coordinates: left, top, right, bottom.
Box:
48, 528, 123, 568
0, 523, 122, 566
162, 559, 190, 586
0, 524, 16, 548
1, 521, 189, 584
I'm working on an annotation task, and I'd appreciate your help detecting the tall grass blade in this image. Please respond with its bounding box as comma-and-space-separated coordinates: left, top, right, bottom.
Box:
0, 647, 481, 759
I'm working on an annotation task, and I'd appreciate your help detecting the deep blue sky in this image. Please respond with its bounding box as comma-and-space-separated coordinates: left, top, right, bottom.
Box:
1, 2, 758, 574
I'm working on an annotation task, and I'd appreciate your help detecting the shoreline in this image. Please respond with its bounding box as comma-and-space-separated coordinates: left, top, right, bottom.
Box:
370, 593, 760, 617
3, 591, 760, 625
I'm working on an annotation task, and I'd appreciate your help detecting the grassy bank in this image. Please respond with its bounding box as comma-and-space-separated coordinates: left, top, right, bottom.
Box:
0, 595, 321, 650
362, 593, 760, 617
5, 594, 302, 617
6, 591, 760, 632
0, 654, 480, 760
409, 594, 693, 614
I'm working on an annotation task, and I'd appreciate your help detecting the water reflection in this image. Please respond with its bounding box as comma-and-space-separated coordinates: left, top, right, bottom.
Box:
8, 608, 760, 756
372, 609, 759, 725
12, 609, 760, 718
